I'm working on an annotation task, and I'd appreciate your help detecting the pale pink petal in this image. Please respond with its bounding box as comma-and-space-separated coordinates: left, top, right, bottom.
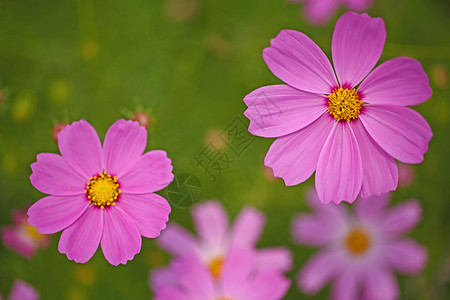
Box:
384, 239, 427, 274
263, 30, 338, 94
100, 206, 142, 266
154, 287, 189, 300
332, 12, 386, 87
363, 268, 399, 300
27, 195, 89, 234
360, 105, 432, 164
30, 153, 86, 196
9, 280, 38, 300
256, 247, 293, 272
292, 214, 340, 246
230, 206, 266, 248
302, 0, 340, 26
379, 199, 422, 235
149, 267, 177, 291
354, 193, 391, 221
265, 114, 334, 186
316, 122, 363, 204
332, 270, 359, 300
222, 248, 254, 297
244, 85, 327, 138
359, 57, 432, 106
1, 227, 36, 259
246, 271, 291, 300
156, 223, 200, 257
118, 193, 170, 238
103, 119, 147, 176
192, 200, 229, 248
351, 120, 398, 198
298, 251, 341, 294
58, 207, 103, 263
120, 150, 174, 194
57, 120, 102, 178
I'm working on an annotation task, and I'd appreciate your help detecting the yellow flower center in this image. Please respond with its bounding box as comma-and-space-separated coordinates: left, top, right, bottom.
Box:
345, 228, 371, 255
85, 172, 121, 209
209, 257, 223, 279
328, 87, 363, 122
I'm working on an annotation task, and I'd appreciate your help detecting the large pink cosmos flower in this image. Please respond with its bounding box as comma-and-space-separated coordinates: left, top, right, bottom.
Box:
28, 119, 174, 265
157, 200, 292, 274
2, 208, 50, 259
289, 0, 372, 25
1, 280, 39, 300
150, 247, 291, 300
244, 12, 432, 204
293, 190, 426, 300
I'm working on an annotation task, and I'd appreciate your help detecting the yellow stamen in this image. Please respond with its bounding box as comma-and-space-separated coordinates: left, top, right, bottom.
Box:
85, 171, 121, 208
209, 257, 223, 279
345, 228, 370, 255
328, 87, 363, 122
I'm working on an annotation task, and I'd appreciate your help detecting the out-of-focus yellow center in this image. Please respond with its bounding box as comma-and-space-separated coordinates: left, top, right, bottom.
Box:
85, 172, 121, 209
345, 229, 370, 255
209, 257, 223, 279
328, 87, 363, 122
24, 223, 46, 242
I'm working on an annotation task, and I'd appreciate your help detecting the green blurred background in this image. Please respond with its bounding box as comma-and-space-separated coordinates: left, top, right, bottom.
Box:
0, 0, 449, 298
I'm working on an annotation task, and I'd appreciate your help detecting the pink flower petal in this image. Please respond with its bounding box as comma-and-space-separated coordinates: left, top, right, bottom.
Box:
58, 207, 103, 263
149, 266, 177, 291
9, 280, 38, 300
27, 195, 89, 234
363, 267, 399, 300
1, 227, 36, 259
154, 287, 189, 300
156, 223, 200, 257
298, 251, 341, 294
331, 270, 359, 300
384, 239, 427, 274
230, 206, 266, 248
302, 0, 340, 25
351, 120, 398, 198
359, 57, 432, 106
172, 256, 215, 299
222, 248, 254, 296
244, 85, 327, 138
354, 193, 391, 221
263, 30, 338, 94
118, 193, 171, 238
316, 122, 363, 204
360, 105, 432, 164
292, 213, 344, 246
265, 114, 334, 186
245, 271, 291, 300
256, 247, 293, 272
30, 153, 86, 196
379, 199, 422, 235
57, 120, 103, 178
103, 119, 147, 176
100, 206, 142, 266
332, 12, 386, 88
191, 200, 229, 249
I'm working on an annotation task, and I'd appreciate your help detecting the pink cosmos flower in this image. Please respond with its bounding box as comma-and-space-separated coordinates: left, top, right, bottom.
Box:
150, 247, 291, 300
244, 12, 432, 204
2, 280, 39, 300
28, 119, 174, 265
1, 208, 50, 259
293, 190, 426, 300
290, 0, 372, 25
157, 200, 293, 274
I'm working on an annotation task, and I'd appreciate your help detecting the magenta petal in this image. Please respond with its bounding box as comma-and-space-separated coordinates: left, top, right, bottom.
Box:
292, 213, 341, 246
172, 256, 215, 299
57, 120, 102, 178
332, 270, 358, 300
363, 268, 399, 300
58, 207, 103, 263
379, 199, 422, 235
263, 30, 338, 94
384, 239, 427, 274
354, 193, 391, 221
256, 247, 293, 272
103, 119, 147, 176
230, 206, 266, 248
1, 227, 36, 259
246, 271, 291, 300
120, 150, 174, 194
156, 223, 200, 257
149, 266, 177, 291
9, 280, 38, 300
192, 200, 229, 248
30, 153, 86, 196
332, 12, 386, 87
27, 195, 89, 234
100, 206, 142, 266
154, 287, 189, 300
351, 120, 398, 198
359, 57, 432, 106
302, 0, 340, 26
222, 248, 254, 296
316, 122, 363, 204
360, 105, 432, 164
298, 251, 340, 294
244, 85, 327, 138
118, 193, 170, 238
265, 114, 334, 186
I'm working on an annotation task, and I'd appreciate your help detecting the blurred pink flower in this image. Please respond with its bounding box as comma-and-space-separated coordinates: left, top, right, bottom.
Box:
2, 208, 50, 259
150, 247, 291, 300
244, 12, 432, 204
293, 190, 426, 300
28, 119, 174, 265
51, 122, 66, 142
290, 0, 372, 25
3, 280, 38, 300
398, 163, 415, 188
157, 200, 293, 274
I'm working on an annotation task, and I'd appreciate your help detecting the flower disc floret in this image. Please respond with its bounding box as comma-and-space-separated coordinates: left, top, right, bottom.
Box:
85, 171, 121, 209
328, 87, 363, 122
